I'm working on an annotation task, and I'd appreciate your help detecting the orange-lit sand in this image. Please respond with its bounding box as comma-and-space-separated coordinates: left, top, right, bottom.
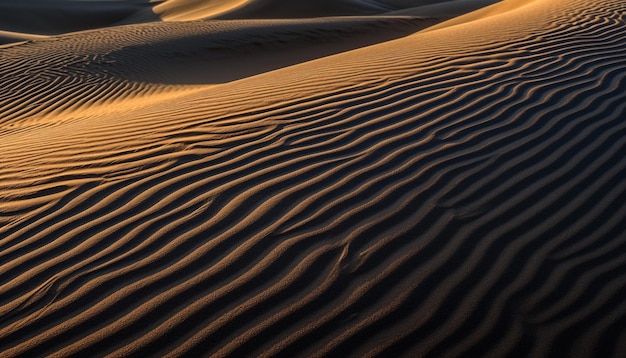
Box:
1, 0, 626, 356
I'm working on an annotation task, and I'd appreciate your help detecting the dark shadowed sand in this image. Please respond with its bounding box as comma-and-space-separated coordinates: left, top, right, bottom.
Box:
1, 0, 626, 356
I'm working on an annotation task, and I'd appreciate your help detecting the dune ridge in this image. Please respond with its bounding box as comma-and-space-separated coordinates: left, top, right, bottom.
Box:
0, 16, 437, 126
0, 0, 157, 35
0, 0, 475, 35
1, 0, 626, 357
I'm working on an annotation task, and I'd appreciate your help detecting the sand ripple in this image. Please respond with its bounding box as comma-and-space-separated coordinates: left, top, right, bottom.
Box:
1, 0, 626, 356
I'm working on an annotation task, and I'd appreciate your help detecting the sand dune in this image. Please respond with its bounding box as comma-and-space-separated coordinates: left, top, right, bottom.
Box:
155, 0, 434, 20
0, 0, 464, 30
0, 16, 437, 126
0, 0, 157, 34
1, 0, 626, 357
386, 0, 500, 18
0, 30, 47, 46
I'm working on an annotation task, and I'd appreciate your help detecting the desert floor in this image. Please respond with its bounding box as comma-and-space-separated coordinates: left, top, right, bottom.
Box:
1, 0, 626, 356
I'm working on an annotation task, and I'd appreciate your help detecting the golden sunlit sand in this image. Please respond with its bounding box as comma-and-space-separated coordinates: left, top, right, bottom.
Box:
1, 0, 626, 356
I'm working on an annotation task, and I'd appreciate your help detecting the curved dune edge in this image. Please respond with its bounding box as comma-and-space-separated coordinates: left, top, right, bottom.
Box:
0, 30, 47, 46
386, 0, 500, 18
154, 0, 429, 21
1, 0, 626, 357
153, 0, 502, 22
153, 0, 252, 21
0, 0, 157, 35
0, 17, 437, 127
0, 0, 500, 38
424, 0, 538, 31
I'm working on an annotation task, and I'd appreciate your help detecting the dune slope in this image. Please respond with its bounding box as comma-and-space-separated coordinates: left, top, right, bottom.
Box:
0, 0, 157, 34
0, 16, 436, 126
1, 0, 626, 357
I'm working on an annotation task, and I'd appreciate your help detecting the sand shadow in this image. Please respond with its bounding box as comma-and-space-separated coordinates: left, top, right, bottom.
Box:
0, 0, 159, 35
103, 17, 441, 85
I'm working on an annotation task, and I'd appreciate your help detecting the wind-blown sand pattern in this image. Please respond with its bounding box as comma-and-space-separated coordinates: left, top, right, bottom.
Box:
1, 0, 626, 357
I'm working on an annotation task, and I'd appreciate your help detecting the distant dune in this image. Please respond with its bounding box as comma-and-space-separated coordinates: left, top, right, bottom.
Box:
1, 0, 626, 357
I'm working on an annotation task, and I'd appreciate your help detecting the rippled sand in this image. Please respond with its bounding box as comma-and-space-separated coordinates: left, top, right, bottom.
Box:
1, 0, 626, 356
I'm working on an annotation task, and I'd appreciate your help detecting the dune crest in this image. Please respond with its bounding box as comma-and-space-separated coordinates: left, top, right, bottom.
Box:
425, 0, 538, 31
0, 30, 46, 47
386, 0, 501, 18
153, 0, 497, 21
0, 16, 437, 126
153, 0, 251, 21
0, 0, 157, 34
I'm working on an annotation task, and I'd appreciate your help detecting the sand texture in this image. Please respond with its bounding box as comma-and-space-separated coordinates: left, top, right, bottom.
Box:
1, 0, 626, 356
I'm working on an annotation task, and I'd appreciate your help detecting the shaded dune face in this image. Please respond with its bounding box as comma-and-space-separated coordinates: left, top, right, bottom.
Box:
153, 0, 435, 20
212, 0, 392, 19
1, 0, 626, 357
0, 17, 437, 124
0, 0, 158, 34
0, 0, 469, 33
